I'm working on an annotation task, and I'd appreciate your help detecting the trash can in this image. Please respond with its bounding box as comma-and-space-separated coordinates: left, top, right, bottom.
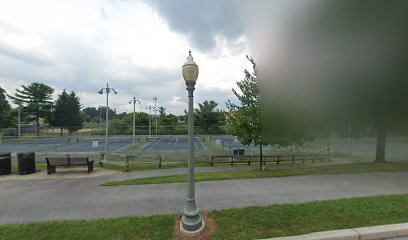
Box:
17, 152, 36, 175
232, 148, 245, 157
0, 152, 11, 175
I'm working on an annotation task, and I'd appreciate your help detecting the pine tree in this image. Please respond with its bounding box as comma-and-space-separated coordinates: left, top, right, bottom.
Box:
0, 87, 13, 129
8, 83, 54, 136
53, 90, 83, 135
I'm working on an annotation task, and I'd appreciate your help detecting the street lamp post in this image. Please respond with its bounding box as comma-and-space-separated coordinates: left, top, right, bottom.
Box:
153, 97, 157, 135
98, 83, 117, 163
17, 106, 22, 139
180, 51, 204, 235
99, 105, 102, 129
146, 105, 152, 137
129, 97, 141, 147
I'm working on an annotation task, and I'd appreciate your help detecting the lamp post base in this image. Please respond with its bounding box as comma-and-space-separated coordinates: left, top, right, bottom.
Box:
180, 216, 205, 236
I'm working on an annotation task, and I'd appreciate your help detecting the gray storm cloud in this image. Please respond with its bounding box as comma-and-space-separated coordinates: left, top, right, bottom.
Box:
146, 0, 243, 52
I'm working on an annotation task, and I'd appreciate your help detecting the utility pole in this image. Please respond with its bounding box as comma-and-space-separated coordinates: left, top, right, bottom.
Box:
98, 83, 118, 164
146, 105, 152, 137
153, 97, 157, 135
129, 97, 141, 147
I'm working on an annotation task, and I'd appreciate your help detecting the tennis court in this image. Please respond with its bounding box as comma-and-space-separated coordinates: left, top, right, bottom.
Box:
0, 138, 70, 153
51, 137, 135, 153
210, 135, 260, 150
140, 137, 206, 151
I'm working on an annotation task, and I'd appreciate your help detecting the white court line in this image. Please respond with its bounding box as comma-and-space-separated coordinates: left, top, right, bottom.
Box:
113, 142, 131, 152
146, 138, 161, 152
193, 140, 199, 150
138, 139, 154, 151
197, 137, 207, 150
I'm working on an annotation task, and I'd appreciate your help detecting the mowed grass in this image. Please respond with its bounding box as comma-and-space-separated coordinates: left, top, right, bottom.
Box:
212, 194, 408, 240
103, 161, 408, 186
0, 215, 174, 240
0, 194, 407, 240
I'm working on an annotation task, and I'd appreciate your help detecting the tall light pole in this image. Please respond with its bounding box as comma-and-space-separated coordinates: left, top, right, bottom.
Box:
153, 97, 157, 135
98, 83, 117, 163
17, 106, 22, 139
129, 97, 141, 146
99, 105, 102, 129
146, 105, 152, 137
180, 50, 204, 235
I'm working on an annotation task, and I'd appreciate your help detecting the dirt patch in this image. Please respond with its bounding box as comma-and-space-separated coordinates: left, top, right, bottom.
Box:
174, 212, 216, 240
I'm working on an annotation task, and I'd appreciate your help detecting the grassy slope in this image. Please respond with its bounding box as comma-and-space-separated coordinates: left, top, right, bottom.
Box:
0, 194, 407, 240
103, 161, 408, 186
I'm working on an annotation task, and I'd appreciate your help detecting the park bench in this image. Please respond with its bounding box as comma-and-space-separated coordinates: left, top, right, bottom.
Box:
45, 156, 94, 174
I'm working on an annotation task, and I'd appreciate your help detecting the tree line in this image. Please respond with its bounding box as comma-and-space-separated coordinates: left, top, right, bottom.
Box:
0, 83, 83, 136
0, 83, 227, 136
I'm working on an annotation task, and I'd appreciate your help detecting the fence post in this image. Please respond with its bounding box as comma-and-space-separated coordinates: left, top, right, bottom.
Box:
277, 155, 280, 165
125, 156, 129, 172
292, 155, 295, 164
211, 156, 214, 167
328, 149, 331, 162
230, 156, 234, 166
248, 156, 251, 166
158, 155, 162, 169
302, 155, 305, 164
99, 153, 104, 166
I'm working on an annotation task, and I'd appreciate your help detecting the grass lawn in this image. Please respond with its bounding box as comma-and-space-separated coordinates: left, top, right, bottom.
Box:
0, 194, 407, 240
103, 161, 408, 186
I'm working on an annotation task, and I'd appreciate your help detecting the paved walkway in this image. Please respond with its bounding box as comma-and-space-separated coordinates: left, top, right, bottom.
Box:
0, 169, 407, 225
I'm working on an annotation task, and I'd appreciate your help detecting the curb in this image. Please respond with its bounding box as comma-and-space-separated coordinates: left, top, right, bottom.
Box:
260, 222, 408, 240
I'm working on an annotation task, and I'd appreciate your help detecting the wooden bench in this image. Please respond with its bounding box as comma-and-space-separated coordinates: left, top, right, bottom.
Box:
45, 156, 94, 174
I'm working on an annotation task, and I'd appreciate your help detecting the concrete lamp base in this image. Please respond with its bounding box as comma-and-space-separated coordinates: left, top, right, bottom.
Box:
180, 219, 205, 237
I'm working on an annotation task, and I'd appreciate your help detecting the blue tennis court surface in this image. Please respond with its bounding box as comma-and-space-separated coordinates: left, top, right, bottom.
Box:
210, 135, 259, 150
140, 137, 206, 151
0, 143, 63, 153
52, 137, 133, 153
0, 138, 70, 153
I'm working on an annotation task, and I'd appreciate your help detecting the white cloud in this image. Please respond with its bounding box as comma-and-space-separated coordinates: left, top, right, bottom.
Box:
0, 0, 249, 114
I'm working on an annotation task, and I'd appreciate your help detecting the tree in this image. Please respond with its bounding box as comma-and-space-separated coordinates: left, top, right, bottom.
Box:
194, 100, 225, 134
0, 87, 13, 129
82, 106, 117, 123
226, 56, 264, 169
158, 106, 177, 134
8, 82, 54, 136
53, 90, 83, 135
110, 112, 150, 135
259, 1, 408, 163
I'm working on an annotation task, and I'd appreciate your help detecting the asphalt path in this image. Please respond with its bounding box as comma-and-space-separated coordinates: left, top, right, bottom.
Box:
0, 171, 407, 225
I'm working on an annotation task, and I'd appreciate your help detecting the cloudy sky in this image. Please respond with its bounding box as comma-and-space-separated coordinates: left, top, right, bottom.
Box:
0, 0, 257, 115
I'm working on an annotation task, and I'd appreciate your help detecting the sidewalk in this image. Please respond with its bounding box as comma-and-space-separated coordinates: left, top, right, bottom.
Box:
261, 222, 408, 240
0, 171, 407, 225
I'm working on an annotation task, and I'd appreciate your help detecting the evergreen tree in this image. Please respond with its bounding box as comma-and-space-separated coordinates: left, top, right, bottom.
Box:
0, 87, 13, 129
53, 90, 83, 135
8, 82, 54, 136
